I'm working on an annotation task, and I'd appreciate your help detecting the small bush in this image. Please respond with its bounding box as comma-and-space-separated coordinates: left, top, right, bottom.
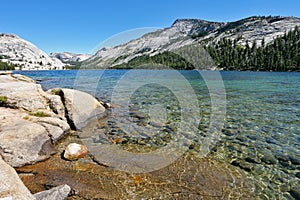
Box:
51, 88, 62, 96
0, 96, 8, 107
31, 111, 50, 117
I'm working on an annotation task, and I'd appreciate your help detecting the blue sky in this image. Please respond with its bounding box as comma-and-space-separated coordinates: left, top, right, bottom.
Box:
1, 0, 299, 54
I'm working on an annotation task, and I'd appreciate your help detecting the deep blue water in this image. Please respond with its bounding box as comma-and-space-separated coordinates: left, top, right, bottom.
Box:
15, 70, 300, 199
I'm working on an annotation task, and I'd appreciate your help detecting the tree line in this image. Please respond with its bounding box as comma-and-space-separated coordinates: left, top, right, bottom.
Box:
113, 26, 300, 71
0, 60, 16, 70
206, 26, 300, 71
61, 25, 300, 71
113, 50, 200, 70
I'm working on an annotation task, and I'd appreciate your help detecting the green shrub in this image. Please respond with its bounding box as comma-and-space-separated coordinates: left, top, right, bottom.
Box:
31, 111, 50, 117
51, 88, 63, 96
0, 96, 8, 107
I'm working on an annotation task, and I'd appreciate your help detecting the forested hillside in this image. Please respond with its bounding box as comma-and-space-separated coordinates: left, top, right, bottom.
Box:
106, 27, 300, 71
206, 26, 300, 71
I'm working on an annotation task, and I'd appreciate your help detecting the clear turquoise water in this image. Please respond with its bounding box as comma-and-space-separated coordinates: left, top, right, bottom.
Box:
16, 70, 300, 199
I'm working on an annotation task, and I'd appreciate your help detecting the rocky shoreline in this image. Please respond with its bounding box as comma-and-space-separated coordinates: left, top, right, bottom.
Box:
0, 72, 254, 199
0, 71, 106, 199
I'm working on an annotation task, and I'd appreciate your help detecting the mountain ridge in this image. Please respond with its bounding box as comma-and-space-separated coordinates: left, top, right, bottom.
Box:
79, 15, 300, 70
50, 52, 91, 65
1, 16, 300, 71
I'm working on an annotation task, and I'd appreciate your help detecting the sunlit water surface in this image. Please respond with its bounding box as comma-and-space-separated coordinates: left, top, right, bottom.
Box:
17, 70, 300, 199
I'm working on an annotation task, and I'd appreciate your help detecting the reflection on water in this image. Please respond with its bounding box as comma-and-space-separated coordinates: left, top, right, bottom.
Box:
16, 70, 300, 199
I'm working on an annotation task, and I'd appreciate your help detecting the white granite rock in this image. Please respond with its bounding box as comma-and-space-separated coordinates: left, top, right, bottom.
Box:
34, 184, 71, 200
63, 143, 88, 161
0, 156, 35, 200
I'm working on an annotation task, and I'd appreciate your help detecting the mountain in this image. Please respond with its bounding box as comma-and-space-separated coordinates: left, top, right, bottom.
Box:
81, 16, 300, 70
0, 34, 65, 70
2, 16, 300, 71
50, 52, 91, 65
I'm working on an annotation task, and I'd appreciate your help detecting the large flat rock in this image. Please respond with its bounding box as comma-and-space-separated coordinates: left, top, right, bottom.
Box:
0, 108, 55, 167
0, 81, 49, 112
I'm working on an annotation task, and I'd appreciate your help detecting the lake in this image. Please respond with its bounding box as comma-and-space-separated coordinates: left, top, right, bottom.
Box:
16, 70, 300, 199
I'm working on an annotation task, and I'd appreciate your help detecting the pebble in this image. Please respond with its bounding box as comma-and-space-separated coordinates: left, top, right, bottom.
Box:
247, 134, 258, 140
289, 155, 300, 165
276, 155, 290, 167
230, 159, 253, 172
265, 137, 277, 145
289, 186, 300, 199
261, 154, 277, 165
236, 135, 248, 142
280, 183, 290, 192
222, 129, 235, 136
103, 103, 111, 109
245, 157, 260, 164
295, 172, 300, 179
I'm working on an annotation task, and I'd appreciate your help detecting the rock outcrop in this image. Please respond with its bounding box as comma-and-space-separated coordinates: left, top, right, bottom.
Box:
0, 72, 106, 167
0, 80, 50, 111
0, 72, 107, 199
52, 88, 106, 130
0, 73, 70, 167
0, 156, 35, 200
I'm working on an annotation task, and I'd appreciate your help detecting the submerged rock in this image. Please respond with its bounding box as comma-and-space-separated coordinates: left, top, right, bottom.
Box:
260, 149, 277, 165
230, 159, 253, 172
296, 172, 300, 179
288, 155, 300, 165
34, 184, 71, 200
63, 143, 88, 161
261, 154, 277, 165
289, 185, 300, 199
0, 156, 35, 200
17, 142, 254, 199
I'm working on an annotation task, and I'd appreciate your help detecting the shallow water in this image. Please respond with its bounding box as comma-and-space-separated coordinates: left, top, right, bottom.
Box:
17, 132, 252, 199
16, 70, 300, 199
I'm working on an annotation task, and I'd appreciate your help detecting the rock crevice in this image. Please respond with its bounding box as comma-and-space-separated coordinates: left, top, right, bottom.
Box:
48, 88, 77, 131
